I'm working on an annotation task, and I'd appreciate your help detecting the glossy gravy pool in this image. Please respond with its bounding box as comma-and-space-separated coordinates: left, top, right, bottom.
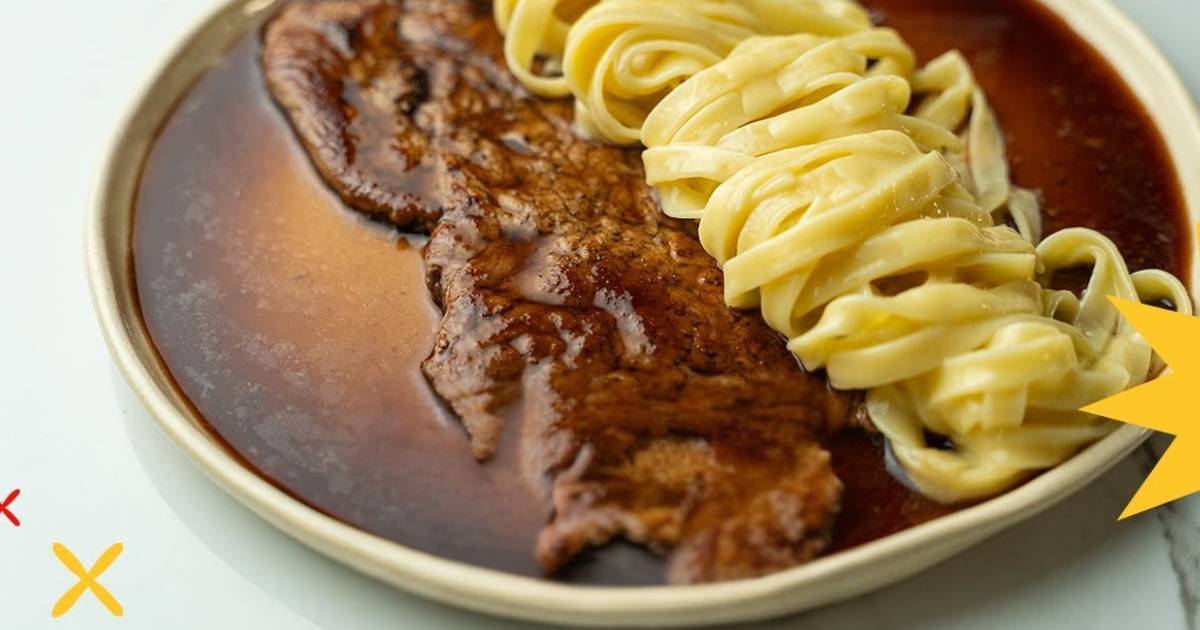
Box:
132, 0, 1189, 584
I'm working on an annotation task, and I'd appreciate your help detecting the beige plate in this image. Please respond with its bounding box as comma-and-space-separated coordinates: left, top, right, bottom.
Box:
86, 0, 1200, 626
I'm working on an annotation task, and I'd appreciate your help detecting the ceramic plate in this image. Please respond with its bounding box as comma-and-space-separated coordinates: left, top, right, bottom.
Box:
86, 0, 1200, 626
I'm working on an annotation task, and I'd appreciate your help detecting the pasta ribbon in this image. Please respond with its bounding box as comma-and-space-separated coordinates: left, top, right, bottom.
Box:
494, 1, 1193, 503
867, 231, 1190, 500
643, 32, 929, 218
494, 0, 596, 96
912, 51, 1043, 241
496, 0, 873, 143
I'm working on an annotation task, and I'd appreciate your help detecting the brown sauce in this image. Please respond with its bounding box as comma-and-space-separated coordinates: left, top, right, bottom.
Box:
132, 0, 1189, 585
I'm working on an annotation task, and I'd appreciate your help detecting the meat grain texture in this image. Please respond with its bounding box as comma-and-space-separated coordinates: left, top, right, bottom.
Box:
263, 0, 854, 583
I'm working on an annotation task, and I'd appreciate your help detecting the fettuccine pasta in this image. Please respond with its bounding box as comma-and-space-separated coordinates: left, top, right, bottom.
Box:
494, 0, 1192, 503
496, 0, 872, 143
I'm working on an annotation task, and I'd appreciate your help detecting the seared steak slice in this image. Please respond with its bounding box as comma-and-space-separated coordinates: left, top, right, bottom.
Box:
263, 0, 853, 582
261, 0, 443, 231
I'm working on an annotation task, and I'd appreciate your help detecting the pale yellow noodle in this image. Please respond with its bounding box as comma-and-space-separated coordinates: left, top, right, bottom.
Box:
494, 0, 598, 96
865, 231, 1189, 499
494, 1, 1193, 503
498, 0, 873, 143
912, 51, 1043, 241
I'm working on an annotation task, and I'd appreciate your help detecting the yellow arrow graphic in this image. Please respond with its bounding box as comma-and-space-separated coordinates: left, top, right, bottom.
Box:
1083, 296, 1200, 519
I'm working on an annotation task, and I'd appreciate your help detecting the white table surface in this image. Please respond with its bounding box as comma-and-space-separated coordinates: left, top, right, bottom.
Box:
2, 1, 1199, 628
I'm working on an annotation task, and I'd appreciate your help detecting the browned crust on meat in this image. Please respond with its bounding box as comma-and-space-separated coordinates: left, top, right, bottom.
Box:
262, 0, 854, 583
263, 0, 442, 231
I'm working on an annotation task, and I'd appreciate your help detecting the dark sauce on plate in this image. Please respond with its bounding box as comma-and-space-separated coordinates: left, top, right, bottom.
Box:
132, 0, 1189, 584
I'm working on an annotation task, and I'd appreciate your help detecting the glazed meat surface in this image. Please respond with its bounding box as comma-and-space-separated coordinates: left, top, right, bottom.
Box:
263, 0, 853, 582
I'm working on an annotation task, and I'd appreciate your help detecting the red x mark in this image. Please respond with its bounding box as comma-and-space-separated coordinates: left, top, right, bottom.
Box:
1, 489, 19, 527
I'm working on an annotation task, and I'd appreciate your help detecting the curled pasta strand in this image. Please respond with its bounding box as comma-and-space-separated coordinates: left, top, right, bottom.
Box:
642, 32, 934, 218
637, 33, 1190, 502
565, 1, 756, 143
495, 0, 595, 96
498, 0, 874, 144
914, 51, 1043, 241
872, 230, 1190, 501
494, 0, 1194, 504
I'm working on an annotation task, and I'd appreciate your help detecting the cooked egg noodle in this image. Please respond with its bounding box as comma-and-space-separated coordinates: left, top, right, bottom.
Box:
495, 1, 1192, 503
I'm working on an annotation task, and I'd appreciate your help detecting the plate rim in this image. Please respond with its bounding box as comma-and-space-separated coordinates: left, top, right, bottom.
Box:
85, 0, 1200, 626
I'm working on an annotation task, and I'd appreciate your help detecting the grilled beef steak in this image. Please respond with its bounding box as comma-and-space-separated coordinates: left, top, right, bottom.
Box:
263, 0, 853, 582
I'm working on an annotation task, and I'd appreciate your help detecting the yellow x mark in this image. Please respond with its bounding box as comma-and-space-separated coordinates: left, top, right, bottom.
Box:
52, 542, 124, 618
